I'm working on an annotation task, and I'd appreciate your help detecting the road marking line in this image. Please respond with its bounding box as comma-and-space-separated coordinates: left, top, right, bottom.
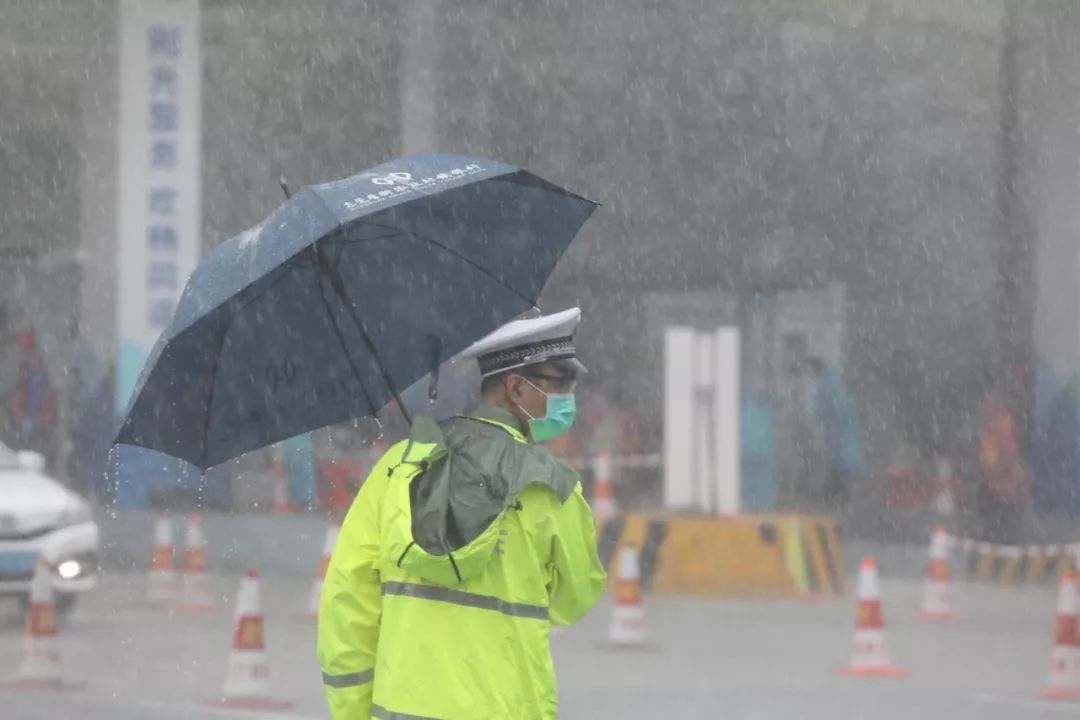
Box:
128, 698, 323, 720
974, 693, 1078, 714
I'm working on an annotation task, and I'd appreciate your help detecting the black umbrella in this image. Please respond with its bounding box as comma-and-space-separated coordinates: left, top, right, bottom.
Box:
114, 154, 596, 469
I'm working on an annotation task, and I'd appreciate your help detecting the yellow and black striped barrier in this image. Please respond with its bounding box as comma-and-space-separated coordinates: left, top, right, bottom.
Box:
596, 514, 844, 598
949, 536, 1078, 585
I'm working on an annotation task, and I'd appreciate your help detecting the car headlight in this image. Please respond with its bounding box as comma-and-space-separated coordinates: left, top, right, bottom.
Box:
57, 559, 81, 580
55, 552, 98, 581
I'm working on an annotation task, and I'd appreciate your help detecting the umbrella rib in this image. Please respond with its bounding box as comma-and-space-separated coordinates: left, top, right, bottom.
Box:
303, 191, 415, 426
346, 220, 537, 308
318, 257, 413, 426
231, 260, 311, 317
312, 252, 383, 423
198, 260, 316, 465
201, 307, 234, 468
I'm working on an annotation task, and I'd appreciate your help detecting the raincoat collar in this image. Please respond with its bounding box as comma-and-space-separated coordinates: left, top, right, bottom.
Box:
464, 403, 528, 441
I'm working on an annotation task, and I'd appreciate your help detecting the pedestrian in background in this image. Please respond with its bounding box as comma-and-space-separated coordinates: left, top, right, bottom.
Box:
12, 328, 54, 461
811, 357, 864, 515
975, 383, 1029, 543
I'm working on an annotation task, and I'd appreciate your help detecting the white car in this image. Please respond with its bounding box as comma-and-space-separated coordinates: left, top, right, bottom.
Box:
0, 444, 99, 613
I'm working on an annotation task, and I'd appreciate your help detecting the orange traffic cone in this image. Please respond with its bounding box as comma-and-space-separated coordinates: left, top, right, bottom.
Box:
271, 462, 292, 514
172, 513, 216, 612
591, 452, 617, 522
931, 457, 958, 517
3, 560, 82, 690
918, 526, 953, 620
606, 546, 647, 647
204, 570, 292, 711
306, 524, 339, 616
1041, 571, 1080, 701
836, 557, 908, 678
146, 514, 175, 605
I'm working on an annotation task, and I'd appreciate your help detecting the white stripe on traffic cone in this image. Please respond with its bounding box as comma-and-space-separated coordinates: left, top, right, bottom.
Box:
271, 461, 292, 514
204, 570, 292, 711
146, 514, 175, 605
836, 557, 907, 679
591, 453, 617, 522
3, 560, 82, 690
1042, 571, 1080, 701
172, 512, 216, 612
307, 524, 339, 616
606, 546, 647, 647
918, 526, 953, 620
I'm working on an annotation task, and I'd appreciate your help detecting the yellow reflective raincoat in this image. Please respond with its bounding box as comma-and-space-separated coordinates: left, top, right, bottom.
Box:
318, 405, 606, 719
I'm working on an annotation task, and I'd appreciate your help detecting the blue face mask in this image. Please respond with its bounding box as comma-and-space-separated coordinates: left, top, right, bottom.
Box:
520, 379, 577, 442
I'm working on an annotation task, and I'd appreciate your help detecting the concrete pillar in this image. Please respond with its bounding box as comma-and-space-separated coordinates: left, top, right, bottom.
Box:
399, 0, 438, 155
1028, 3, 1080, 513
664, 326, 741, 514
78, 7, 119, 371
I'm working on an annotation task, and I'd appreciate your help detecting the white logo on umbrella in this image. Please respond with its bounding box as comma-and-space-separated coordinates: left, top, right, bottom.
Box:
372, 172, 414, 186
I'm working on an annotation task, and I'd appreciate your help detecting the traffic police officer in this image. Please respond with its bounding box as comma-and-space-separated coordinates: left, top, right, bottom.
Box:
318, 307, 607, 719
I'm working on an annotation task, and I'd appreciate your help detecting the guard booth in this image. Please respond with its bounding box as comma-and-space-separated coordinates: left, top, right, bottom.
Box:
594, 323, 845, 599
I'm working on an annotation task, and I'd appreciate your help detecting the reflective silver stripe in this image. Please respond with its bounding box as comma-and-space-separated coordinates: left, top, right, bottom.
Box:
321, 668, 373, 688
372, 704, 443, 720
382, 581, 548, 620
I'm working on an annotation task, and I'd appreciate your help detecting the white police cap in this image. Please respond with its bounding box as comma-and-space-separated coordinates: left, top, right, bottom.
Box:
462, 307, 586, 378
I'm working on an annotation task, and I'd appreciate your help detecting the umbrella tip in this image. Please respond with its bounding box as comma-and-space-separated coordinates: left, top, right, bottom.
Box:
279, 176, 292, 199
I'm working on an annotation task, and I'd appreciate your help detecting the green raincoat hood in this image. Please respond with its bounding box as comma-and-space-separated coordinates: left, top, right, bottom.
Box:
380, 405, 579, 586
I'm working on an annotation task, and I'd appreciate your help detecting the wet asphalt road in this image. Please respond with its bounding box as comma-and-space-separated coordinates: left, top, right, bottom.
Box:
0, 572, 1074, 719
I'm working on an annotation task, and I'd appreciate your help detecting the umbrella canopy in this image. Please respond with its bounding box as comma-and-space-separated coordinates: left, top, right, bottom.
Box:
114, 154, 596, 469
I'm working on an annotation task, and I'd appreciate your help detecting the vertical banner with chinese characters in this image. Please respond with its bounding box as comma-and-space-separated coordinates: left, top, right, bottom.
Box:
114, 0, 202, 507
116, 0, 201, 412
